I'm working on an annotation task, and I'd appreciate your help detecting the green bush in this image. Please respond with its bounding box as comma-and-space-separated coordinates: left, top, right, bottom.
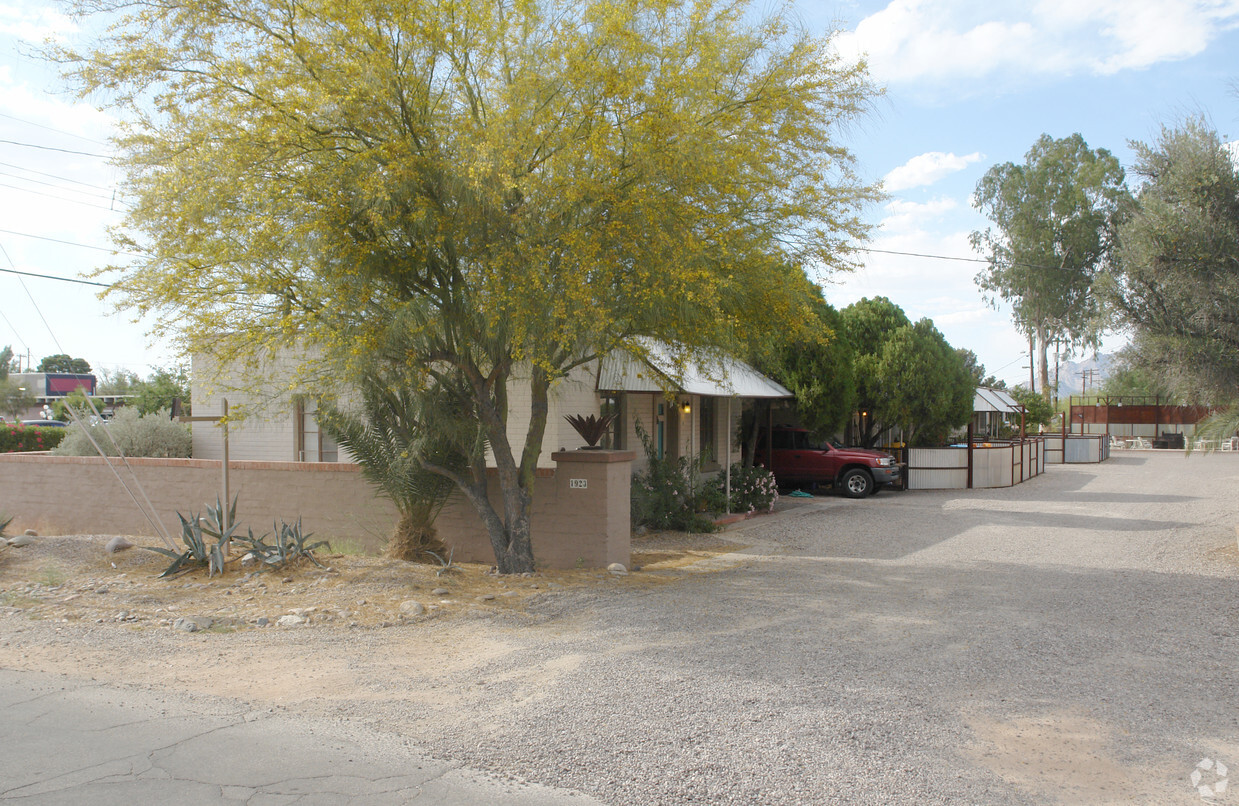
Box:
0, 425, 68, 453
704, 464, 778, 515
52, 407, 190, 458
630, 421, 717, 533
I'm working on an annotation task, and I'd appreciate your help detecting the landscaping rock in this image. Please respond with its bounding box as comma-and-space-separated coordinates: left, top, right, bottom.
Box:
478, 594, 496, 602
255, 616, 270, 627
173, 616, 212, 632
607, 563, 629, 576
277, 614, 307, 627
23, 529, 37, 536
105, 537, 135, 554
431, 588, 450, 596
7, 534, 35, 548
399, 600, 426, 616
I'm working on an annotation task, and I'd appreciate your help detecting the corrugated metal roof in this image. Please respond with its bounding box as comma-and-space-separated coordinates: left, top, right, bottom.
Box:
974, 387, 1024, 414
597, 340, 791, 398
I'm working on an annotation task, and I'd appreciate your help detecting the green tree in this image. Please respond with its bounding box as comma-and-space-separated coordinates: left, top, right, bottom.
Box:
1107, 118, 1239, 449
1109, 118, 1239, 404
132, 366, 191, 415
874, 319, 973, 446
0, 345, 12, 381
971, 134, 1129, 399
95, 368, 141, 396
36, 354, 92, 374
67, 0, 880, 573
841, 297, 911, 446
751, 289, 856, 440
0, 381, 36, 420
1009, 385, 1054, 429
1099, 352, 1176, 402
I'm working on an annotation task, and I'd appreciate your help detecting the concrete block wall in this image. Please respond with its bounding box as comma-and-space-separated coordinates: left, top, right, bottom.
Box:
0, 450, 634, 570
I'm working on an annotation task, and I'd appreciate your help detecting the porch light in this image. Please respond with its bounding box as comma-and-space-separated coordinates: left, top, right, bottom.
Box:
681, 401, 691, 414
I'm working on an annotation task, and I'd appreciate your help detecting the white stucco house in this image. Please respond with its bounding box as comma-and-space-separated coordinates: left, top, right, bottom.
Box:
190, 342, 791, 475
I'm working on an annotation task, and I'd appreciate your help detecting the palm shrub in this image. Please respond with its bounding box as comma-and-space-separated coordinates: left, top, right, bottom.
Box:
318, 373, 479, 563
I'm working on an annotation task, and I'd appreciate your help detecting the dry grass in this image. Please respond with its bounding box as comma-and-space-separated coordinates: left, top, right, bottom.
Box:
0, 530, 744, 628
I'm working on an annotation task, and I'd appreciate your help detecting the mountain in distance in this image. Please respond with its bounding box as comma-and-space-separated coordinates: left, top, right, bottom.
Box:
1012, 353, 1115, 398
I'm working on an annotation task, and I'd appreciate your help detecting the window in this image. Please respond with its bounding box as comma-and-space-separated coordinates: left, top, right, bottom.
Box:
294, 396, 338, 462
600, 393, 624, 450
698, 397, 716, 464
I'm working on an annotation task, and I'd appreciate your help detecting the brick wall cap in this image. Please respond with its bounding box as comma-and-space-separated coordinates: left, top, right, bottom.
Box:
551, 449, 637, 464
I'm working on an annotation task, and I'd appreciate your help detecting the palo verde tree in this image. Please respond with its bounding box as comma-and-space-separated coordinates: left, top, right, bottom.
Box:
1108, 117, 1239, 445
971, 134, 1129, 399
65, 0, 880, 572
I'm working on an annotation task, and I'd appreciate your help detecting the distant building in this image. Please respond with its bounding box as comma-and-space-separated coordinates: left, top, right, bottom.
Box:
6, 372, 96, 420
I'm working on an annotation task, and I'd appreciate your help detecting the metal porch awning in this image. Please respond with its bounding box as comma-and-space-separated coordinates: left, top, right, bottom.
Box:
596, 340, 791, 398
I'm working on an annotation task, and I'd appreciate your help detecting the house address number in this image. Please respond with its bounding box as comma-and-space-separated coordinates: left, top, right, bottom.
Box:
569, 478, 588, 489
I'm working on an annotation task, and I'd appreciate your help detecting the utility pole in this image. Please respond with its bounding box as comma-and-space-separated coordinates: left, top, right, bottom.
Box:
1029, 333, 1036, 392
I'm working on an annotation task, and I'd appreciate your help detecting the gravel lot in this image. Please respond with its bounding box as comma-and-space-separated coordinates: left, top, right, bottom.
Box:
3, 450, 1238, 804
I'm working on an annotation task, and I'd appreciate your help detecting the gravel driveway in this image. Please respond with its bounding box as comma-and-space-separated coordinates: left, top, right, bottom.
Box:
3, 451, 1238, 805
428, 451, 1239, 805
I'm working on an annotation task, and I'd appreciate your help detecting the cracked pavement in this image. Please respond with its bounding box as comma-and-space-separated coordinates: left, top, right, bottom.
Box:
0, 668, 601, 805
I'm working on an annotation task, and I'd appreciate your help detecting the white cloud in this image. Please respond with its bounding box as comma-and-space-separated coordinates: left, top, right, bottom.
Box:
883, 151, 984, 191
0, 5, 77, 43
835, 0, 1239, 85
879, 196, 958, 233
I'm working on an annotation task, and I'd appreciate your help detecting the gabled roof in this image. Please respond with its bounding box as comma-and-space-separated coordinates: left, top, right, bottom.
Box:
974, 386, 1024, 414
597, 340, 791, 399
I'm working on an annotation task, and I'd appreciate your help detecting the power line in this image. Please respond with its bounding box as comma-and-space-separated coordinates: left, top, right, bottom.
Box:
0, 181, 123, 212
0, 242, 65, 354
860, 246, 1084, 274
0, 160, 119, 193
0, 170, 118, 203
0, 138, 112, 158
0, 266, 110, 288
0, 307, 30, 353
0, 111, 111, 146
0, 228, 138, 255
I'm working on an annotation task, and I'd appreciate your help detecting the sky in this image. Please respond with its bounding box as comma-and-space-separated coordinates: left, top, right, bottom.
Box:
0, 1, 1237, 386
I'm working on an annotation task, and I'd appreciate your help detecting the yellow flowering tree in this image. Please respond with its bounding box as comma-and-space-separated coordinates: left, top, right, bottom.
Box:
65, 0, 879, 572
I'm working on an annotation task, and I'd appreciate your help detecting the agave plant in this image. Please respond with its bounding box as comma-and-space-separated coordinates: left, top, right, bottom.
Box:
233, 517, 330, 568
564, 413, 617, 447
146, 510, 228, 578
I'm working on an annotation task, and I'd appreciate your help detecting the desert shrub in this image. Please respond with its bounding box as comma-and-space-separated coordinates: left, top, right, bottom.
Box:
704, 464, 778, 515
52, 407, 190, 458
0, 425, 67, 453
630, 421, 717, 533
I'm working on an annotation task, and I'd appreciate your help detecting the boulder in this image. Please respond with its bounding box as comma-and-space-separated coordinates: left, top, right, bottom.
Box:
105, 536, 135, 554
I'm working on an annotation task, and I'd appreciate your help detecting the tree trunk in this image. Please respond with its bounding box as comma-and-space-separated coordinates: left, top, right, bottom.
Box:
1036, 324, 1051, 400
387, 510, 448, 562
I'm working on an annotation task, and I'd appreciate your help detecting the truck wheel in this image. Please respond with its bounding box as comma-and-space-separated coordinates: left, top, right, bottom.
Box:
840, 469, 873, 499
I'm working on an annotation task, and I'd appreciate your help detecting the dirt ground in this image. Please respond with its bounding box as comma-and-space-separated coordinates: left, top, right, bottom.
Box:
0, 529, 744, 631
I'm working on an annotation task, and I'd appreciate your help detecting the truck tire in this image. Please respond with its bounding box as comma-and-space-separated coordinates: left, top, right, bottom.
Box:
840, 468, 873, 499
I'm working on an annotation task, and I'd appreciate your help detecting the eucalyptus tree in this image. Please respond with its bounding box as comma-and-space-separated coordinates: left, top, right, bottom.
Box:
971, 134, 1129, 399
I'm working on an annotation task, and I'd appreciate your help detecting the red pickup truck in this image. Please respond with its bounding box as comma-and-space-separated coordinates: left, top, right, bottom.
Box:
753, 427, 900, 498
